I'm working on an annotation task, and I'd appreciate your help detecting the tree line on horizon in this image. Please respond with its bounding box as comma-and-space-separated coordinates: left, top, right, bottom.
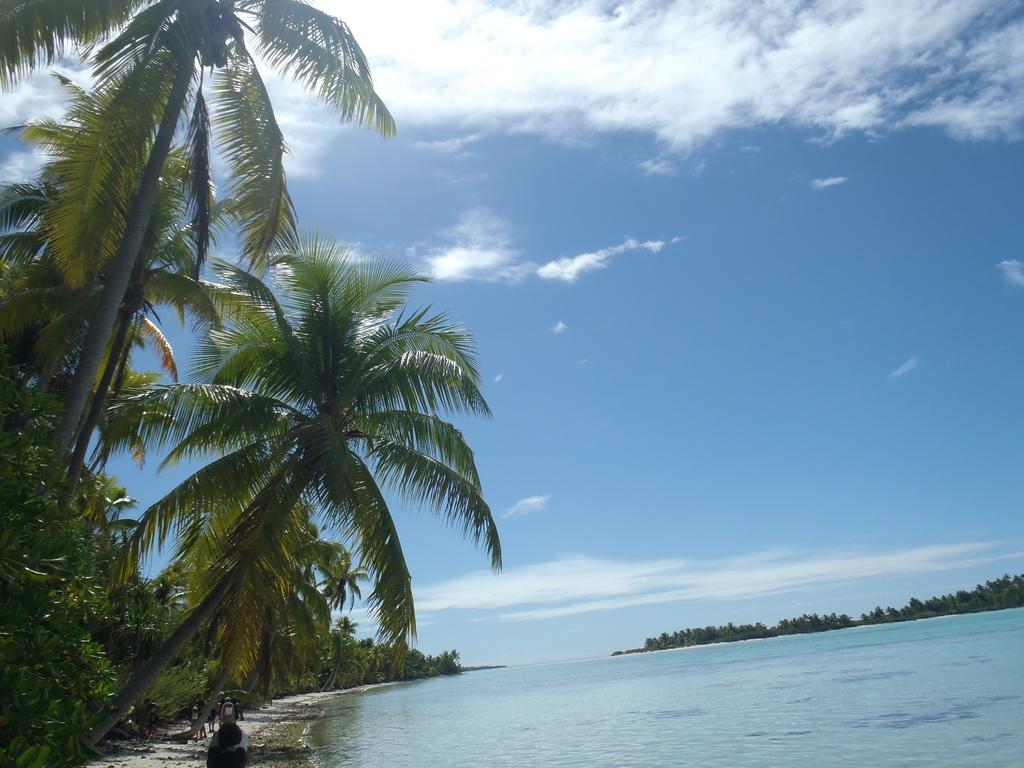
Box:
614, 574, 1024, 655
0, 2, 502, 765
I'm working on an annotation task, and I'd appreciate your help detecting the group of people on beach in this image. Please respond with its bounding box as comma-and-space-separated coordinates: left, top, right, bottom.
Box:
188, 693, 249, 766
191, 693, 245, 738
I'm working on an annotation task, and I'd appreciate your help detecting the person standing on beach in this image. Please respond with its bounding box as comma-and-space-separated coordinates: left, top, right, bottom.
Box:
220, 697, 238, 726
191, 701, 207, 740
143, 699, 159, 738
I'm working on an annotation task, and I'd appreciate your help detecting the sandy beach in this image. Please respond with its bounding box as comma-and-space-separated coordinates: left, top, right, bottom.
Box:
90, 686, 393, 767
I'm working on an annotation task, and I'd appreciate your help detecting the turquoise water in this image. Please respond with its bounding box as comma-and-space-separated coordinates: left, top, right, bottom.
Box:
310, 609, 1024, 767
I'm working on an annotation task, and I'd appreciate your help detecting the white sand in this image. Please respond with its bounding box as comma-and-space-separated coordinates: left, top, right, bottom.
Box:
90, 686, 392, 767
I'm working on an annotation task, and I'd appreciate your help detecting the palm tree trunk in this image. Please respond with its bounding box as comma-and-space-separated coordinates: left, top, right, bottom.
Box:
86, 335, 135, 475
242, 664, 259, 694
63, 305, 135, 502
171, 661, 233, 741
321, 658, 340, 692
89, 565, 240, 743
55, 66, 192, 455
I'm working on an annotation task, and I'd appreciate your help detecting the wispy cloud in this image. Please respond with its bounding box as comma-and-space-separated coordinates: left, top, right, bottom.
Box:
638, 157, 678, 176
413, 133, 482, 154
493, 373, 504, 384
414, 542, 1019, 622
997, 259, 1024, 287
537, 237, 682, 283
888, 356, 919, 380
418, 208, 527, 282
549, 320, 567, 335
811, 176, 849, 189
503, 494, 551, 519
414, 210, 679, 284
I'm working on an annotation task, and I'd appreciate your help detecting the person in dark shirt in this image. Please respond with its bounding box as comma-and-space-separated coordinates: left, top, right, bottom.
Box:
143, 699, 159, 738
207, 722, 247, 767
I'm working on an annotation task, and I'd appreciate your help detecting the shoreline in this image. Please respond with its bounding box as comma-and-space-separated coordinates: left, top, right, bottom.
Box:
610, 602, 1024, 657
90, 684, 397, 767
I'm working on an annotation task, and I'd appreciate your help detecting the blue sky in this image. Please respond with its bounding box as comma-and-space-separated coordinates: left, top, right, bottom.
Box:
3, 0, 1024, 664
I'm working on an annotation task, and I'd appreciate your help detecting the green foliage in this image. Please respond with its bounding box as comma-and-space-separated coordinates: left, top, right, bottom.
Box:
314, 620, 462, 694
619, 575, 1024, 655
145, 663, 209, 720
857, 574, 1024, 623
0, 365, 115, 767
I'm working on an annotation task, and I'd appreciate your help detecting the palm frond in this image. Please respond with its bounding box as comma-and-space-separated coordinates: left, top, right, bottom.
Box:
361, 409, 480, 486
251, 0, 395, 136
0, 0, 145, 89
137, 316, 178, 381
21, 73, 164, 283
0, 180, 48, 234
185, 83, 212, 276
320, 452, 415, 647
107, 382, 294, 465
371, 438, 501, 571
212, 50, 295, 266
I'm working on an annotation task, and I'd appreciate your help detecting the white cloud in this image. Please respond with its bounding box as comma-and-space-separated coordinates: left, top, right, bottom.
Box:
537, 236, 682, 283
413, 542, 1019, 622
276, 0, 1024, 170
413, 133, 482, 154
888, 356, 919, 380
577, 357, 589, 366
493, 373, 504, 383
638, 157, 678, 176
503, 494, 551, 519
997, 259, 1024, 287
810, 176, 849, 189
6, 4, 1023, 181
549, 320, 567, 334
0, 149, 45, 181
0, 64, 92, 126
415, 210, 678, 284
419, 207, 527, 282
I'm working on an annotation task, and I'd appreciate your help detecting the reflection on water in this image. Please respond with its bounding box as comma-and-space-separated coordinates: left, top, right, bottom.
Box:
311, 609, 1024, 768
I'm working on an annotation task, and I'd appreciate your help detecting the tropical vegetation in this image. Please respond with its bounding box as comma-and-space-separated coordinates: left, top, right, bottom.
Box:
613, 574, 1024, 655
0, 4, 500, 764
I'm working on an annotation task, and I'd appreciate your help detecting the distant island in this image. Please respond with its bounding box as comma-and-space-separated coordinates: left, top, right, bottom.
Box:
462, 665, 508, 672
612, 574, 1024, 656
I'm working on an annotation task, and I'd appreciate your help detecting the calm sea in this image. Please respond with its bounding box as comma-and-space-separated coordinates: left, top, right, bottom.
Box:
310, 608, 1024, 767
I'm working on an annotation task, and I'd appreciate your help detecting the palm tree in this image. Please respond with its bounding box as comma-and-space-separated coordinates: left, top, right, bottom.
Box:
0, 109, 238, 490
170, 513, 337, 739
94, 237, 500, 740
321, 616, 363, 691
1, 0, 395, 456
320, 546, 368, 613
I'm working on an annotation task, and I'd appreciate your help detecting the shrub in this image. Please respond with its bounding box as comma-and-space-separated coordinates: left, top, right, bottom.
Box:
0, 369, 115, 767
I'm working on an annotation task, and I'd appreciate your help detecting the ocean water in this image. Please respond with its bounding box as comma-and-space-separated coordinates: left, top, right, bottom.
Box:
310, 609, 1024, 767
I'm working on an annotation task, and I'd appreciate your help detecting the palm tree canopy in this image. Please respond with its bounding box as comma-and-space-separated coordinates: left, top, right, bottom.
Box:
110, 238, 500, 647
320, 546, 368, 612
3, 0, 394, 269
0, 116, 237, 388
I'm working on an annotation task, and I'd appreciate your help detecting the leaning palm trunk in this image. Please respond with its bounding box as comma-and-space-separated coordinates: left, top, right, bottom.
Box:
171, 661, 233, 741
56, 67, 191, 456
321, 658, 341, 692
63, 305, 136, 502
242, 664, 259, 696
89, 564, 240, 742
